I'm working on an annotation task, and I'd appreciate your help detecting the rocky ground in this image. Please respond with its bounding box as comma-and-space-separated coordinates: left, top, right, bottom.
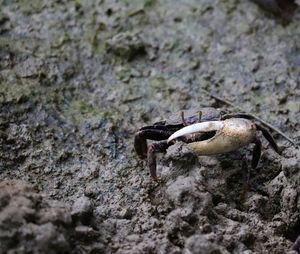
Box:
0, 0, 299, 253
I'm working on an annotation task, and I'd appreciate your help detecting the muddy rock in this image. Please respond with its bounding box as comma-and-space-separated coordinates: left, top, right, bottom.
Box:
0, 0, 299, 253
184, 234, 229, 254
105, 32, 146, 61
71, 196, 93, 222
0, 180, 109, 253
14, 57, 44, 78
0, 180, 71, 254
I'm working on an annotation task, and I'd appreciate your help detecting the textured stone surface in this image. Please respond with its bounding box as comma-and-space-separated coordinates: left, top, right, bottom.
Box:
0, 0, 299, 253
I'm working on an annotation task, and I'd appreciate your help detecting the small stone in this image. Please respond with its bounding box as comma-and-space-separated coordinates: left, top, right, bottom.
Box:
126, 234, 141, 242
244, 194, 268, 214
84, 183, 101, 198
275, 75, 286, 86
14, 58, 44, 78
119, 208, 134, 219
71, 196, 93, 220
75, 225, 99, 239
105, 32, 145, 61
75, 225, 94, 234
184, 235, 225, 254
188, 60, 200, 70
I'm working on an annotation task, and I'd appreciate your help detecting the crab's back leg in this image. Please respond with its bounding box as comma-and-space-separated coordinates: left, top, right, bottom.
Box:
256, 124, 281, 154
148, 141, 170, 181
252, 138, 262, 168
134, 129, 174, 159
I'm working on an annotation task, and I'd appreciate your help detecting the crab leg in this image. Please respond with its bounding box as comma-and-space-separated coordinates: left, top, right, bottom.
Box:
147, 141, 169, 181
134, 132, 148, 159
256, 124, 281, 154
134, 129, 174, 159
252, 138, 262, 168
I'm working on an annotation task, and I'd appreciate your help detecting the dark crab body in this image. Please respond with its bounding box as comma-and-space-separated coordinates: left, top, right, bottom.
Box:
134, 107, 226, 180
251, 0, 298, 19
134, 107, 281, 181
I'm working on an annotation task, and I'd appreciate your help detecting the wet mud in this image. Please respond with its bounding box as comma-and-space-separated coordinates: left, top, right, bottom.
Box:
0, 0, 299, 253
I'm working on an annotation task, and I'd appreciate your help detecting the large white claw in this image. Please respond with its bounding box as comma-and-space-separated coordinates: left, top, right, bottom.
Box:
168, 121, 224, 143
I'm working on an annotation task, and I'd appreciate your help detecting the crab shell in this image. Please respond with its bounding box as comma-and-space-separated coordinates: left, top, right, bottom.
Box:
153, 107, 224, 126
168, 118, 257, 155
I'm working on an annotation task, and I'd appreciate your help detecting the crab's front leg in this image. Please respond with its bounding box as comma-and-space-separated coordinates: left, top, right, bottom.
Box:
148, 135, 208, 181
134, 128, 175, 180
147, 141, 170, 181
134, 131, 148, 159
134, 128, 173, 159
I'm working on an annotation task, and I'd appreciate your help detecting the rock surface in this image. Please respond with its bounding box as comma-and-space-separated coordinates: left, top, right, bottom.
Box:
0, 0, 299, 253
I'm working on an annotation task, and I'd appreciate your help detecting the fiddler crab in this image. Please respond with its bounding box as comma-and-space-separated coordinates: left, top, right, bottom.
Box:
134, 107, 280, 181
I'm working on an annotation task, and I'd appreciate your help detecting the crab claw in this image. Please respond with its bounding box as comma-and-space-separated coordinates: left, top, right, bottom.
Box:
167, 121, 224, 143
168, 118, 257, 155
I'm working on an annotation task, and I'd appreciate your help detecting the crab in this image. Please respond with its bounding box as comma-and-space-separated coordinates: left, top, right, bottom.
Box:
134, 107, 280, 181
167, 117, 280, 171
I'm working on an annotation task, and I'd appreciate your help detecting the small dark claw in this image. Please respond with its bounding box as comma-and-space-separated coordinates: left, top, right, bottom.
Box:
256, 124, 281, 154
134, 131, 148, 159
138, 129, 174, 141
148, 141, 169, 180
252, 138, 262, 168
134, 129, 174, 159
